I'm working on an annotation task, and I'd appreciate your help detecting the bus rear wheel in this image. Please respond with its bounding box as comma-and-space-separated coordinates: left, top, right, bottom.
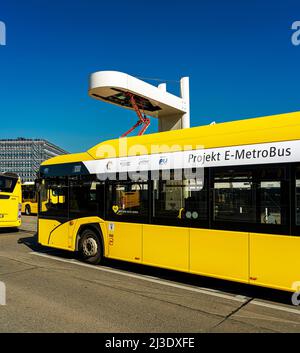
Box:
25, 205, 31, 216
78, 229, 102, 265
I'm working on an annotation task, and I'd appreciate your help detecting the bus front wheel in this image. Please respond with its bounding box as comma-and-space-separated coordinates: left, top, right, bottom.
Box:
78, 229, 102, 265
25, 205, 31, 216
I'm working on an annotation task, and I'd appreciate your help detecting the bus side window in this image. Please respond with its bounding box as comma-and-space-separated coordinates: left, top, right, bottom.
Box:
69, 176, 105, 218
39, 178, 69, 219
212, 166, 288, 227
257, 167, 287, 225
106, 181, 149, 221
213, 168, 256, 223
152, 170, 208, 224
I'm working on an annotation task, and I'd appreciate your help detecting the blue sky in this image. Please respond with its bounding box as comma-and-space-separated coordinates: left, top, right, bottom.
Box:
0, 0, 300, 153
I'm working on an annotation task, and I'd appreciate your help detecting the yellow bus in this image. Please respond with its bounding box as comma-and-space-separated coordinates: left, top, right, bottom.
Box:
0, 173, 22, 228
22, 182, 38, 215
37, 111, 300, 292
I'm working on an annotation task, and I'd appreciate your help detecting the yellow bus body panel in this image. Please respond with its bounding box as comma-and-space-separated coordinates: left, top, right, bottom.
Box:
142, 225, 189, 272
48, 220, 77, 250
0, 220, 21, 228
38, 217, 300, 292
39, 218, 75, 250
0, 180, 22, 228
190, 229, 249, 283
39, 217, 108, 253
38, 219, 61, 246
106, 221, 142, 263
250, 233, 300, 291
41, 152, 94, 166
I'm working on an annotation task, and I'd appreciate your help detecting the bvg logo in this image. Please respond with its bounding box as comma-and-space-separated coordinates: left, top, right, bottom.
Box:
0, 281, 6, 305
159, 157, 168, 166
0, 21, 6, 46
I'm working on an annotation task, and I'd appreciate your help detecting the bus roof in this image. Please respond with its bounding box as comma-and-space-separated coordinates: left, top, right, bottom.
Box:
42, 111, 300, 166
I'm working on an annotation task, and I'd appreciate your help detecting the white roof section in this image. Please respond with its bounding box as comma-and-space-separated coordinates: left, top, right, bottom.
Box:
89, 71, 188, 119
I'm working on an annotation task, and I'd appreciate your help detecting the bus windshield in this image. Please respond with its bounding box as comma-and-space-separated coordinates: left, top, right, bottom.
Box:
0, 176, 17, 193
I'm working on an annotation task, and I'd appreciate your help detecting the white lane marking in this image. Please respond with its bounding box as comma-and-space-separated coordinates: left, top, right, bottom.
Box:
30, 252, 300, 316
250, 300, 300, 316
30, 252, 245, 303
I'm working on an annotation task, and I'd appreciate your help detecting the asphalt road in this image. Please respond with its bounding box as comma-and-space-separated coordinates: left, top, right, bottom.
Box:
0, 216, 300, 333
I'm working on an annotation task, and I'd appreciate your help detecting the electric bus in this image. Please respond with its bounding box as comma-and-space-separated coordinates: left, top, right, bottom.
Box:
0, 173, 22, 228
37, 111, 300, 292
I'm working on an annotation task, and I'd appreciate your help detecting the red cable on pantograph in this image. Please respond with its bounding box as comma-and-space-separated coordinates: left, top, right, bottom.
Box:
121, 93, 150, 137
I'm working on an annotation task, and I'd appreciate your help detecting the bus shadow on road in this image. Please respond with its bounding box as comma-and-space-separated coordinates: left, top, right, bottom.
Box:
103, 258, 294, 307
18, 234, 78, 259
0, 228, 20, 234
18, 233, 46, 253
19, 235, 295, 307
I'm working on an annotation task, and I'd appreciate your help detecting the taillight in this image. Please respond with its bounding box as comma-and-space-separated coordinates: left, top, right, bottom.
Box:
18, 203, 22, 219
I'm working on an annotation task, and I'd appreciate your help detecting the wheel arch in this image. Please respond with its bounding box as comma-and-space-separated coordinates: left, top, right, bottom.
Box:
75, 223, 104, 256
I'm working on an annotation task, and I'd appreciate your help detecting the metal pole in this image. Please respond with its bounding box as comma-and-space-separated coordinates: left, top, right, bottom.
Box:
180, 77, 190, 129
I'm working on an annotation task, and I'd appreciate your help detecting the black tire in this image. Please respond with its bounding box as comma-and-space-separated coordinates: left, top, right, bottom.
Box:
25, 205, 31, 216
78, 228, 102, 265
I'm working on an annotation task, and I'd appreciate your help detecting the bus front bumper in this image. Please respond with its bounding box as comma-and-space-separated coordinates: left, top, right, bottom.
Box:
0, 220, 21, 228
